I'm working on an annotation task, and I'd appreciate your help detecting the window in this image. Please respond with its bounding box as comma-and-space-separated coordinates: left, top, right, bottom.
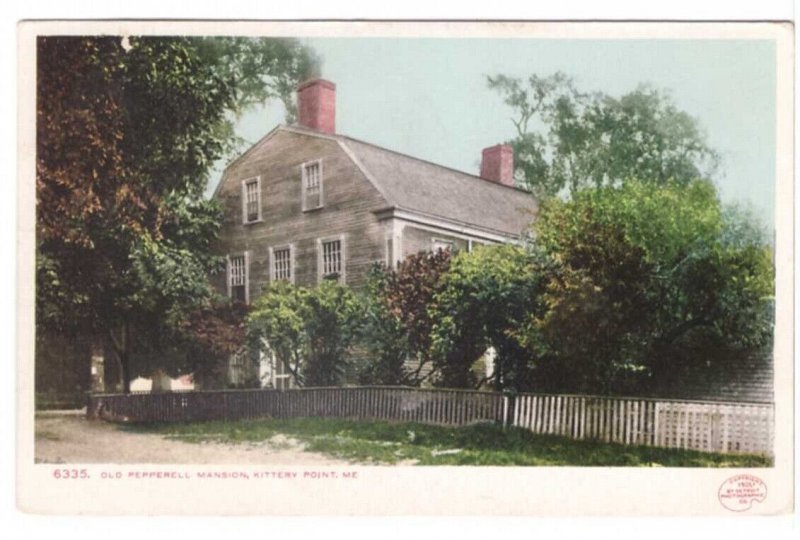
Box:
241, 177, 261, 224
302, 160, 323, 210
270, 245, 294, 283
432, 238, 455, 253
228, 347, 249, 386
227, 253, 249, 303
318, 236, 345, 283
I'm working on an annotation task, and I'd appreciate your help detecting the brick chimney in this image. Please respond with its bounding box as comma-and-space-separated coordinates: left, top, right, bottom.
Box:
297, 78, 336, 134
480, 144, 514, 186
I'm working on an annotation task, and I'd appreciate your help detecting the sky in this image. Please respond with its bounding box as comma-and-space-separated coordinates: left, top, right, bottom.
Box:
209, 37, 776, 227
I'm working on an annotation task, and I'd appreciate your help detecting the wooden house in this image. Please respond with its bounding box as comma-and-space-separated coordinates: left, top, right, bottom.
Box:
210, 78, 538, 388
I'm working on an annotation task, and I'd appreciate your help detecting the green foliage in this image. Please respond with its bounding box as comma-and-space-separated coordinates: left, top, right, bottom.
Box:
430, 245, 544, 390
193, 37, 320, 125
303, 281, 364, 386
488, 73, 718, 197
247, 281, 308, 385
528, 180, 774, 393
247, 281, 363, 387
178, 301, 251, 386
36, 36, 316, 391
357, 266, 413, 386
357, 251, 452, 386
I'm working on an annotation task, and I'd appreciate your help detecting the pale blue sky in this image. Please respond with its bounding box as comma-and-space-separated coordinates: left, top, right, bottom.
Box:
210, 38, 776, 227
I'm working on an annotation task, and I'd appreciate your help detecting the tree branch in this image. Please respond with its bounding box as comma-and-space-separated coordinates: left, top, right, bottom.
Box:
658, 317, 714, 347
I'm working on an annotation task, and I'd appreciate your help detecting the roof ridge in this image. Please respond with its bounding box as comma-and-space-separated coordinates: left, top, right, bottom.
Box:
283, 123, 532, 196
339, 133, 533, 195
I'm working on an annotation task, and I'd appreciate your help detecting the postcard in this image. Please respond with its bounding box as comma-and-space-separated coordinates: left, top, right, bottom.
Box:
17, 20, 793, 515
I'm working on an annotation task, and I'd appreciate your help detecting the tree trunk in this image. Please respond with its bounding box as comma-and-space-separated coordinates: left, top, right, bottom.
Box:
120, 351, 131, 393
121, 322, 132, 394
108, 323, 133, 394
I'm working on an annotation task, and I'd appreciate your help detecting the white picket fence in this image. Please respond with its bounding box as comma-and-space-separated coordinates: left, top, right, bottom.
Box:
89, 387, 775, 456
512, 393, 774, 455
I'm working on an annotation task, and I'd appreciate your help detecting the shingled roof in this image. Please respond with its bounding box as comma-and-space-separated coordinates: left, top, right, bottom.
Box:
284, 125, 538, 238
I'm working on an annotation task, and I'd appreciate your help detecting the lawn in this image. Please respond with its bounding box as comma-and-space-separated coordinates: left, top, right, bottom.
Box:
127, 417, 771, 467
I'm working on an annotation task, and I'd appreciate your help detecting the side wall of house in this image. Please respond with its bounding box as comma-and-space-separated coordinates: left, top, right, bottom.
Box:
212, 129, 389, 298
401, 226, 470, 256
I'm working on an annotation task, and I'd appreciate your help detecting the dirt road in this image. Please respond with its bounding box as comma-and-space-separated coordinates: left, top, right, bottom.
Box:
34, 411, 350, 465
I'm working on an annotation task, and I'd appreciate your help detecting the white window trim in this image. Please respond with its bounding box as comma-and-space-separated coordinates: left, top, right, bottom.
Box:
268, 243, 296, 284
301, 159, 324, 212
317, 234, 346, 284
241, 176, 262, 225
226, 251, 251, 304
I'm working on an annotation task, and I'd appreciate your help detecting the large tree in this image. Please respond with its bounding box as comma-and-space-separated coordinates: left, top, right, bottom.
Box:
526, 179, 773, 394
487, 73, 719, 197
36, 36, 317, 392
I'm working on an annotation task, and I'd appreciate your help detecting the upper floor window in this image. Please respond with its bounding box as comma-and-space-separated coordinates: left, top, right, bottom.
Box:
318, 235, 344, 283
269, 245, 294, 283
228, 253, 249, 303
241, 177, 262, 224
302, 160, 323, 211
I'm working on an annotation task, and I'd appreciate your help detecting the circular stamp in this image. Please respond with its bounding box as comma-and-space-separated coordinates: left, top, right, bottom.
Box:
718, 474, 767, 512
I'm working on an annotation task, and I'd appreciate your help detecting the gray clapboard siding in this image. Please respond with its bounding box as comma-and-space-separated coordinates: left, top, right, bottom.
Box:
214, 129, 388, 292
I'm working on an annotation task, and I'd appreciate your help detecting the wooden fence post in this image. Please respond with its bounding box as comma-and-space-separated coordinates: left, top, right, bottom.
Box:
503, 390, 517, 428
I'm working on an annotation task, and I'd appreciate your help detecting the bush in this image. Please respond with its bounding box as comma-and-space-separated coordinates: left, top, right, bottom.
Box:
247, 281, 363, 387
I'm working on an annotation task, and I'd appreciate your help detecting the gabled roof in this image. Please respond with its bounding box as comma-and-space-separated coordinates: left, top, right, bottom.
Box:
338, 135, 538, 238
221, 125, 538, 238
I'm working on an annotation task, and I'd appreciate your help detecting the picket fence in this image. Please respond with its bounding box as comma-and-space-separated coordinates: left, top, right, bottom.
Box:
88, 386, 507, 426
512, 393, 774, 455
87, 386, 774, 456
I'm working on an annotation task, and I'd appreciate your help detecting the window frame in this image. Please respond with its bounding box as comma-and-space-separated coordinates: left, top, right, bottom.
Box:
241, 176, 262, 225
226, 252, 250, 304
269, 243, 295, 284
317, 234, 346, 284
301, 159, 324, 212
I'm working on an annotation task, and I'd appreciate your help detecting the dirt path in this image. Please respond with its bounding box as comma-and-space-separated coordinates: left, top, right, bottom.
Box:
35, 411, 351, 465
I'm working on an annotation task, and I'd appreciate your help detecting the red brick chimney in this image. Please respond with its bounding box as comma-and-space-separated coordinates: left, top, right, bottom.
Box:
480, 144, 514, 186
297, 79, 336, 134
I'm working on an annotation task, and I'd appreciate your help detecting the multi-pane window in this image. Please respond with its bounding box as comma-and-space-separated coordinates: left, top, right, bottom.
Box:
228, 254, 247, 303
273, 247, 292, 282
242, 177, 261, 223
302, 160, 323, 210
321, 239, 342, 279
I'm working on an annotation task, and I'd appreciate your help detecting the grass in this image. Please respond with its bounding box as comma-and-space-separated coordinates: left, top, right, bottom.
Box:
35, 429, 62, 441
35, 392, 86, 411
125, 417, 772, 467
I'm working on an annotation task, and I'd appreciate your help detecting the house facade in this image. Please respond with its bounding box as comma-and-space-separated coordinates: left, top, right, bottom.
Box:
210, 79, 538, 388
